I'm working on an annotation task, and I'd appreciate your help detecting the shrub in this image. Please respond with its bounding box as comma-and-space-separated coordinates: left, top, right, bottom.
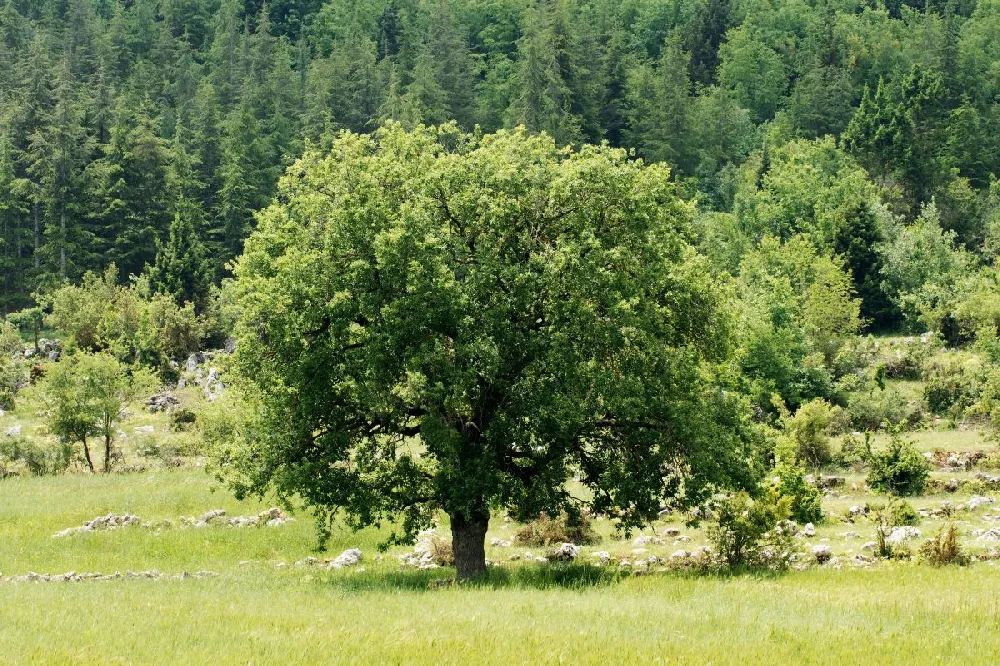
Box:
0, 436, 74, 476
769, 437, 824, 524
513, 512, 600, 546
918, 525, 968, 566
169, 408, 197, 431
782, 399, 837, 467
846, 386, 920, 431
426, 537, 454, 566
707, 490, 795, 570
866, 435, 931, 496
835, 431, 871, 468
922, 352, 982, 418
869, 499, 920, 526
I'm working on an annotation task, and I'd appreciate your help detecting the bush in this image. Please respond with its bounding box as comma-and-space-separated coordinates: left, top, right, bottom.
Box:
866, 435, 931, 496
0, 436, 75, 476
782, 399, 837, 467
918, 525, 968, 566
514, 512, 600, 546
707, 491, 795, 570
922, 352, 982, 418
869, 499, 919, 526
846, 386, 920, 431
169, 408, 197, 431
835, 431, 871, 468
769, 437, 824, 524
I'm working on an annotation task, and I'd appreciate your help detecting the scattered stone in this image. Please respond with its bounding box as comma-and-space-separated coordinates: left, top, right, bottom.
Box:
3, 425, 20, 437
669, 549, 690, 560
592, 551, 611, 565
662, 527, 681, 537
842, 531, 860, 540
968, 496, 995, 512
976, 528, 1000, 542
885, 526, 921, 544
489, 538, 512, 547
803, 523, 816, 537
0, 569, 216, 583
632, 535, 662, 547
328, 549, 363, 569
547, 542, 580, 562
812, 545, 832, 563
533, 556, 548, 564
53, 513, 141, 538
146, 392, 180, 413
861, 541, 877, 552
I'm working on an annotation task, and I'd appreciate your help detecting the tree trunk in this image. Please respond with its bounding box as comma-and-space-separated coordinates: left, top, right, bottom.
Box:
103, 431, 112, 474
450, 509, 489, 580
81, 436, 94, 473
33, 201, 39, 271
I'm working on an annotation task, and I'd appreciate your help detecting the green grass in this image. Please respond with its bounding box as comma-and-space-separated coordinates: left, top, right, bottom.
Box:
2, 470, 1000, 663
2, 562, 1000, 664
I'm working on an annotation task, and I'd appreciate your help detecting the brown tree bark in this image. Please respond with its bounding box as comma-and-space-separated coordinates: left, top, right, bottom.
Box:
81, 436, 94, 473
450, 509, 489, 580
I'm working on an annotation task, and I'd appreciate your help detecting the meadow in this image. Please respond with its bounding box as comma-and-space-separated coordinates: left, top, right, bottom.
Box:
2, 462, 1000, 664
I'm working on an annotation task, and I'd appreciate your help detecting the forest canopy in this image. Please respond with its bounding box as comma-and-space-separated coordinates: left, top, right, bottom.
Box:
2, 0, 1000, 339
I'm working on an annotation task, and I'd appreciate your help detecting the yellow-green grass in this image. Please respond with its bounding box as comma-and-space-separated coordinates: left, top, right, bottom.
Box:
3, 468, 1000, 663
2, 559, 1000, 664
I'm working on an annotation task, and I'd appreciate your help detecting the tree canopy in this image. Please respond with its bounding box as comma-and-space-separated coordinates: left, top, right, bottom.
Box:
216, 124, 762, 578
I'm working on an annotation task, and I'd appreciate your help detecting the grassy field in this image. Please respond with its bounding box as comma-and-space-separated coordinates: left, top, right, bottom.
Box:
3, 470, 1000, 664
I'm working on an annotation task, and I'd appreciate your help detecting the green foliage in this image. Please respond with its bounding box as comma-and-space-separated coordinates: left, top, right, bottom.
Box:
918, 525, 969, 566
46, 265, 207, 373
41, 352, 155, 473
769, 437, 824, 524
707, 490, 795, 570
219, 124, 761, 577
866, 435, 931, 496
513, 512, 600, 547
149, 214, 214, 314
0, 435, 74, 477
921, 351, 982, 417
781, 399, 837, 468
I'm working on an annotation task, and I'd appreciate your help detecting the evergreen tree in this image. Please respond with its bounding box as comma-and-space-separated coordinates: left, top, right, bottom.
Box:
149, 213, 213, 312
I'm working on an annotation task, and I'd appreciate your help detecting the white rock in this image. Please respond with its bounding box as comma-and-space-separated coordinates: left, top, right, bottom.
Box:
329, 549, 363, 569
548, 542, 580, 562
968, 496, 995, 512
885, 526, 921, 544
669, 549, 690, 560
592, 551, 611, 565
812, 545, 832, 563
803, 523, 816, 537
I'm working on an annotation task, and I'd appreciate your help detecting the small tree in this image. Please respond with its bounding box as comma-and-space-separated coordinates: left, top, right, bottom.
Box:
216, 124, 763, 579
866, 434, 930, 496
43, 353, 153, 472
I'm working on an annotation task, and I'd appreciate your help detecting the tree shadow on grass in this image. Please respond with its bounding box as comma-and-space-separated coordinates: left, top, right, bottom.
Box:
327, 564, 626, 593
325, 563, 792, 594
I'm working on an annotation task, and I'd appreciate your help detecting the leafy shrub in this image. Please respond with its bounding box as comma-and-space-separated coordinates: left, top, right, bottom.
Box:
918, 526, 968, 566
866, 435, 931, 496
835, 431, 871, 468
0, 436, 75, 476
871, 499, 920, 526
0, 319, 21, 357
782, 399, 838, 467
769, 438, 824, 524
922, 352, 982, 418
169, 408, 197, 431
846, 386, 920, 431
514, 511, 600, 546
707, 491, 795, 570
0, 357, 27, 410
425, 537, 454, 566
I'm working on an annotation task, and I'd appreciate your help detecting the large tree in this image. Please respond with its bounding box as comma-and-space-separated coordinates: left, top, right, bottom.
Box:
218, 124, 761, 579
